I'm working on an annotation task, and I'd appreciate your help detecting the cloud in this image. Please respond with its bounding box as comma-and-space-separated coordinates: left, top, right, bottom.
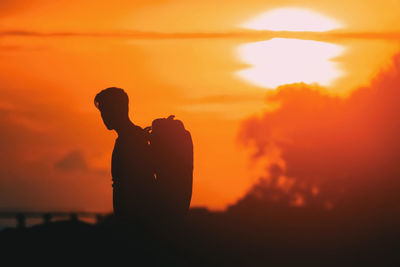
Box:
0, 45, 46, 51
236, 53, 400, 212
186, 94, 263, 104
0, 30, 399, 41
0, 93, 110, 211
0, 30, 248, 40
55, 150, 88, 172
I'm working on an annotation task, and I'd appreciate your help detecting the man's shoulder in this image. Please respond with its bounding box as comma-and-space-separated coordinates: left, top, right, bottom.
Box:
125, 124, 148, 143
132, 124, 145, 133
116, 124, 147, 146
131, 124, 147, 139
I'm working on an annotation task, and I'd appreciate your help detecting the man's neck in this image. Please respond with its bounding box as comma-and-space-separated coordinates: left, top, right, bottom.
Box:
115, 118, 135, 137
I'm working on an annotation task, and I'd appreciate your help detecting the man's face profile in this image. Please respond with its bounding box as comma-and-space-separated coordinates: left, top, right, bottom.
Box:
100, 107, 115, 130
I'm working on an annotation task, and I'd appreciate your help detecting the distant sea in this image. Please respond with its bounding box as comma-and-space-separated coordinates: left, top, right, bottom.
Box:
0, 217, 97, 231
0, 217, 44, 230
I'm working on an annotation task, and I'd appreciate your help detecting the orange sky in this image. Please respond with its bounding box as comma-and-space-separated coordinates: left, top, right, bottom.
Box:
0, 0, 399, 212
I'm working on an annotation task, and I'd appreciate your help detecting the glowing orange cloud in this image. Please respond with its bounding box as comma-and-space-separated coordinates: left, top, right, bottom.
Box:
238, 53, 400, 210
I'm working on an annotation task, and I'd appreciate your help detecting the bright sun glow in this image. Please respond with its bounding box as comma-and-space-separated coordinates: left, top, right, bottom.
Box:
236, 38, 345, 88
241, 8, 343, 32
237, 8, 345, 89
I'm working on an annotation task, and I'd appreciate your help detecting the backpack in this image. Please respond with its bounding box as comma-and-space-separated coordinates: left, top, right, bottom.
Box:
145, 115, 193, 217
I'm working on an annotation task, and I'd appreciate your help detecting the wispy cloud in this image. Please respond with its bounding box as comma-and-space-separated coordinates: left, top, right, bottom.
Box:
0, 44, 45, 51
0, 30, 249, 39
1, 30, 400, 41
186, 94, 264, 104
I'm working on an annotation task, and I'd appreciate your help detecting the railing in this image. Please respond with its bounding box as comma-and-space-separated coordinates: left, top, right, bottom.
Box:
0, 211, 109, 229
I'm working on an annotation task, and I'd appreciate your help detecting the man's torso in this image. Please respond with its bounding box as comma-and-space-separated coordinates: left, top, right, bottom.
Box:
111, 124, 155, 220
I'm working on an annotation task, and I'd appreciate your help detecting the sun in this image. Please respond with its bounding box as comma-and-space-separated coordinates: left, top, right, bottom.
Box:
237, 8, 345, 89
241, 8, 343, 32
236, 38, 345, 88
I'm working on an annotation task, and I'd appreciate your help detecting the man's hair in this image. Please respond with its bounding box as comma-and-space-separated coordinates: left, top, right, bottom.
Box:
94, 87, 129, 113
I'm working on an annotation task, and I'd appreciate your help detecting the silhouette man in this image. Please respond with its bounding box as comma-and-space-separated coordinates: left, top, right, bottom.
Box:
94, 87, 156, 226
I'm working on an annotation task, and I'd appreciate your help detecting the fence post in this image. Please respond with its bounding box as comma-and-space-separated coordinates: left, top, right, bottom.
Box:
16, 213, 26, 229
69, 213, 78, 222
42, 213, 52, 224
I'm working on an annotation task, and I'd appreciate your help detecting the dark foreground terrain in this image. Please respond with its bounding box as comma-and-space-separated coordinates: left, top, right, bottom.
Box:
1, 204, 399, 266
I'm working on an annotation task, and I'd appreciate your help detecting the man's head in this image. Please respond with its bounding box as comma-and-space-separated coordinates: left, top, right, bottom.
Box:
94, 87, 129, 130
